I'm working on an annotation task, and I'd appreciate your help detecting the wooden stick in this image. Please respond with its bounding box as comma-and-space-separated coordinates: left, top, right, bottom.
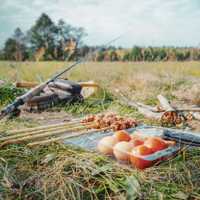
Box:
0, 124, 95, 148
27, 127, 109, 147
79, 82, 99, 88
136, 102, 159, 112
157, 95, 174, 111
118, 95, 163, 120
16, 81, 38, 88
7, 119, 83, 135
0, 122, 92, 142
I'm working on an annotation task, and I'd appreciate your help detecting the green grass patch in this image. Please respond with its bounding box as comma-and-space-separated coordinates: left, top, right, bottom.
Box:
0, 83, 24, 105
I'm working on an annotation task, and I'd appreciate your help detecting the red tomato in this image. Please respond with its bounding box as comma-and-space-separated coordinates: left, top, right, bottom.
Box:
114, 130, 131, 142
130, 145, 153, 170
144, 137, 167, 152
129, 138, 144, 147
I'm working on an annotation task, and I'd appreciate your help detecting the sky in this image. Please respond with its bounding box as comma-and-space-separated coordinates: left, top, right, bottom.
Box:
0, 0, 200, 47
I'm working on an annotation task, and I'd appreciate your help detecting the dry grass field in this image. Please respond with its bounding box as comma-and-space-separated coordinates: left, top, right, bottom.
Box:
0, 61, 200, 199
1, 61, 200, 109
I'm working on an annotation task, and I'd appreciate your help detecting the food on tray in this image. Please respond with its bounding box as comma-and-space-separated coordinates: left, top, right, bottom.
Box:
129, 138, 144, 147
144, 137, 168, 152
114, 130, 131, 142
130, 145, 154, 169
97, 130, 176, 170
97, 136, 118, 155
82, 113, 137, 131
113, 141, 133, 161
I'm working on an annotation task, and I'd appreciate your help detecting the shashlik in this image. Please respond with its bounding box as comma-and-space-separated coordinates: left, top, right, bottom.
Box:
82, 113, 137, 131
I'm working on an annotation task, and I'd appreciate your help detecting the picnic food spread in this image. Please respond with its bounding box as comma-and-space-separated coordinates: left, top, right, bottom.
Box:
1, 110, 198, 171
81, 113, 137, 130
1, 108, 199, 171
97, 130, 176, 170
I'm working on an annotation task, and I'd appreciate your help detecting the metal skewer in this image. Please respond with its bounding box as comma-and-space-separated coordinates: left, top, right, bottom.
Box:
0, 123, 96, 148
27, 127, 110, 147
6, 119, 83, 135
0, 122, 92, 142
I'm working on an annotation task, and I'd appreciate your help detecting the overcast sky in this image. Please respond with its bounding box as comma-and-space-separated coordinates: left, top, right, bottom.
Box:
0, 0, 200, 47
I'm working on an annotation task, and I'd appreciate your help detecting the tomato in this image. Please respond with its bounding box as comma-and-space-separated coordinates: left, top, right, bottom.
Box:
129, 138, 144, 147
144, 137, 167, 152
130, 145, 153, 169
114, 130, 131, 142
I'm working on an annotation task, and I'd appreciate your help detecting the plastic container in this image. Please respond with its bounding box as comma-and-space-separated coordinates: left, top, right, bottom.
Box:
64, 125, 181, 169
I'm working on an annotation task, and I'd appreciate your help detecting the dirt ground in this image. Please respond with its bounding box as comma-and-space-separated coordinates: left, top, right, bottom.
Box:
20, 110, 74, 125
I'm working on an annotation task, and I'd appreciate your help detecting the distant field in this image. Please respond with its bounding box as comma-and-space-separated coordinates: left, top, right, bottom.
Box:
1, 61, 200, 104
1, 61, 200, 82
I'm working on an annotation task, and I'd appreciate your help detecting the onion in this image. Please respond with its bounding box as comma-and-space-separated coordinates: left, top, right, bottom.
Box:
97, 136, 118, 155
113, 141, 133, 161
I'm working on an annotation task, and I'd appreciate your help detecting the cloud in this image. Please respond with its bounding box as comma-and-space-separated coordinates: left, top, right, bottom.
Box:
0, 0, 200, 47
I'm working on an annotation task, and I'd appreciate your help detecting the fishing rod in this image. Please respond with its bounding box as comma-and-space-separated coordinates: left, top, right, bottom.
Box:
48, 34, 124, 82
0, 34, 124, 120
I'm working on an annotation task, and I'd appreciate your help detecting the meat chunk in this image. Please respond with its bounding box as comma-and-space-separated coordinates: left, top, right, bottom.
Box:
82, 113, 137, 131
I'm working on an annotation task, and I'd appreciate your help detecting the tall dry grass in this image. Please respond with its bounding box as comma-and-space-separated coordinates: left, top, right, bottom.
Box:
1, 61, 200, 104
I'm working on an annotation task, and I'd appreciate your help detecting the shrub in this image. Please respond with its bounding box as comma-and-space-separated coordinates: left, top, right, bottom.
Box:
0, 84, 25, 105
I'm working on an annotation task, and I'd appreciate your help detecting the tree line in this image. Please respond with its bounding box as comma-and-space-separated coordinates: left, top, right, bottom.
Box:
0, 13, 87, 61
0, 13, 200, 62
95, 46, 200, 62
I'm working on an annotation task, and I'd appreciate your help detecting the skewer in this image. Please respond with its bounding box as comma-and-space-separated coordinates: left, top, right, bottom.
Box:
0, 122, 92, 142
0, 123, 96, 148
27, 127, 109, 147
6, 119, 83, 135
